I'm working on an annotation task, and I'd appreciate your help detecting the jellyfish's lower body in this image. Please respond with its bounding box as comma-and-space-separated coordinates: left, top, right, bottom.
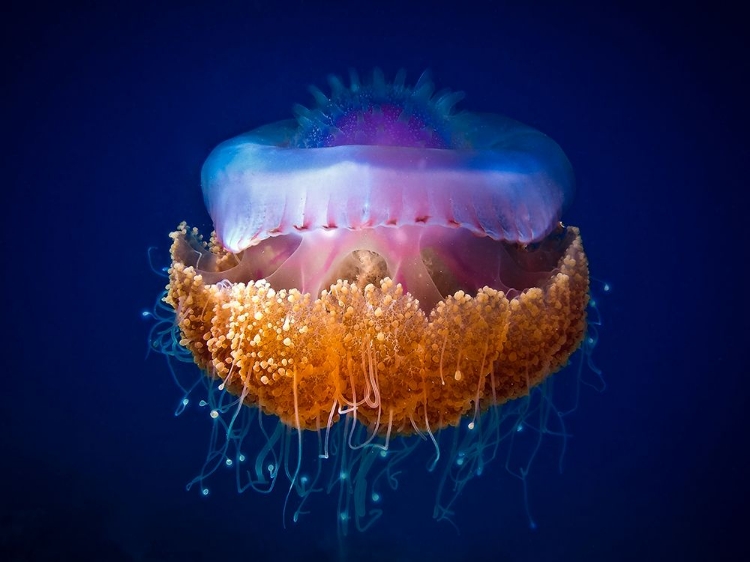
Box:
159, 222, 590, 533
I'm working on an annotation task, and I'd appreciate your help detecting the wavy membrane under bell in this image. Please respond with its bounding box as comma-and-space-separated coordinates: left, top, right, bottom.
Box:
148, 68, 604, 537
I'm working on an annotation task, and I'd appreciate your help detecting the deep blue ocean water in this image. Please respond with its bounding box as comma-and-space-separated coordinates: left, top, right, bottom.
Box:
4, 1, 746, 561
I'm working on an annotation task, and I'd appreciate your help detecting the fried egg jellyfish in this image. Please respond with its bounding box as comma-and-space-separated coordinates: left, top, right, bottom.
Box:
147, 69, 605, 539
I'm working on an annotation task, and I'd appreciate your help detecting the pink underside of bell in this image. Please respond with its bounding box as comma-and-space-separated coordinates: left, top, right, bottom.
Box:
195, 225, 557, 313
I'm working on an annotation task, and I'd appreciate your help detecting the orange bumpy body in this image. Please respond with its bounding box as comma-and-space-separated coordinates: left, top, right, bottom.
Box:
166, 224, 588, 434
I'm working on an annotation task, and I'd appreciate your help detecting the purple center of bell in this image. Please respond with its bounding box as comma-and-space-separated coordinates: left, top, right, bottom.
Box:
326, 104, 449, 149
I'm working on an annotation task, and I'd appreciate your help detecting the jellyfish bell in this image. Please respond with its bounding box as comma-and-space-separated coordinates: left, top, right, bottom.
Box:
198, 70, 577, 314
162, 69, 590, 530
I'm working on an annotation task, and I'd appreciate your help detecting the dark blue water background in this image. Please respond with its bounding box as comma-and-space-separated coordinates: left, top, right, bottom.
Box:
4, 1, 745, 561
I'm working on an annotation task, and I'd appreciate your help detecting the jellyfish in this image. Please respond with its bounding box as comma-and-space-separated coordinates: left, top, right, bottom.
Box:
159, 69, 591, 534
